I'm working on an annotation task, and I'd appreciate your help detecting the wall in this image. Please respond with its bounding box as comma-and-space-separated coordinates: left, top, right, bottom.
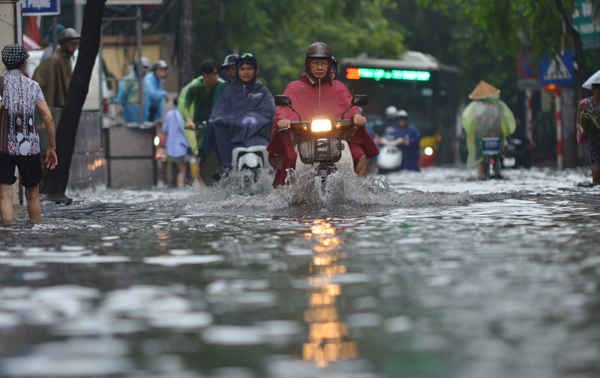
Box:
101, 34, 179, 92
0, 0, 18, 75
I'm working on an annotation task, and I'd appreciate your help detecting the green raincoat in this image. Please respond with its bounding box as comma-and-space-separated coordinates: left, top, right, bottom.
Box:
178, 76, 225, 155
461, 95, 516, 167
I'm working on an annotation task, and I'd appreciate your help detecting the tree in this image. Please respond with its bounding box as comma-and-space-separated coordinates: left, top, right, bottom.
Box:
44, 0, 106, 200
177, 0, 406, 92
177, 0, 194, 87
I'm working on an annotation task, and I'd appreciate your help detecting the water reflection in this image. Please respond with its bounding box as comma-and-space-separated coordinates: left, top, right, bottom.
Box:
302, 219, 358, 367
156, 230, 170, 248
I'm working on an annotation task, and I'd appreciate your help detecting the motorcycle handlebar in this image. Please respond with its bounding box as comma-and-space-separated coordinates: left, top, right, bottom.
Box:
335, 119, 353, 128
290, 121, 310, 130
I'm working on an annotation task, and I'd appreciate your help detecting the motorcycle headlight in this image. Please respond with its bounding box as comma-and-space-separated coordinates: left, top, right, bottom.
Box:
311, 118, 332, 133
424, 146, 434, 156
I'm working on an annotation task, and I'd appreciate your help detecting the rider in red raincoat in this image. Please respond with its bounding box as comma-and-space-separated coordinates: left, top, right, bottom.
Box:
267, 42, 379, 187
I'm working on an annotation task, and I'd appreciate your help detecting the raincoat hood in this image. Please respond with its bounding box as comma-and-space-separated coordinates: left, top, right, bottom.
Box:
582, 70, 600, 90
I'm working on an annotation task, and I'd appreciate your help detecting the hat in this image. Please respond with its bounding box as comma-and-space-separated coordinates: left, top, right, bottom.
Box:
140, 57, 151, 69
2, 44, 29, 70
59, 28, 80, 43
45, 23, 65, 43
237, 52, 257, 69
396, 109, 408, 118
152, 60, 168, 70
221, 54, 238, 68
582, 70, 600, 90
468, 80, 500, 100
385, 105, 397, 118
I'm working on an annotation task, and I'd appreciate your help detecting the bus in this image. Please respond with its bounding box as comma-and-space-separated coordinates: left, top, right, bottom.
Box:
340, 51, 460, 165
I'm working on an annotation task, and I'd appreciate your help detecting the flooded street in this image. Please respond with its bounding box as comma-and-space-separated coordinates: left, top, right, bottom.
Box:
1, 167, 599, 378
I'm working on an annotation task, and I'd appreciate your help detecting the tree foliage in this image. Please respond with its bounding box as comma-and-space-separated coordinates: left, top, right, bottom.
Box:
181, 0, 405, 92
416, 0, 570, 56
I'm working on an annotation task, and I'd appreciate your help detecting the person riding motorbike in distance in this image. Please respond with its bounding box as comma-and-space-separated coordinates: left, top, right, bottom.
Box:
267, 42, 379, 187
208, 52, 275, 175
375, 109, 421, 171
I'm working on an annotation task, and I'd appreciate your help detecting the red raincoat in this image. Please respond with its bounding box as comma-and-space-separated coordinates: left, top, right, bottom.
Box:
267, 74, 379, 187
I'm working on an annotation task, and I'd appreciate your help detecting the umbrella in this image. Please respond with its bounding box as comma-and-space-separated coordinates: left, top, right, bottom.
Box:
582, 69, 600, 89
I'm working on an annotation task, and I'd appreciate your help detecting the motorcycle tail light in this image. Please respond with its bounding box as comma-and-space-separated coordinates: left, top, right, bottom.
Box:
311, 119, 332, 133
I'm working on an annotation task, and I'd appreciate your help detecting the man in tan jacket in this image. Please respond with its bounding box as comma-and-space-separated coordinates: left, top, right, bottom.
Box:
33, 28, 80, 108
32, 28, 79, 202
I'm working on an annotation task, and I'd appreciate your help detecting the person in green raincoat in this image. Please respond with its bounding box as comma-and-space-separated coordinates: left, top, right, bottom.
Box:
178, 60, 225, 186
461, 81, 516, 179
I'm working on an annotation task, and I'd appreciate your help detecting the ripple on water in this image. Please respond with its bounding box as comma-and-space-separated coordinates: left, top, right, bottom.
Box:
1, 338, 131, 377
211, 367, 256, 378
384, 316, 413, 333
54, 316, 143, 336
203, 325, 265, 346
148, 311, 213, 330
347, 313, 382, 329
0, 312, 20, 328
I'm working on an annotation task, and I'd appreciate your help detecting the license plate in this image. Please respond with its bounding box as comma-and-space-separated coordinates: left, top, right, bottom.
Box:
503, 157, 516, 167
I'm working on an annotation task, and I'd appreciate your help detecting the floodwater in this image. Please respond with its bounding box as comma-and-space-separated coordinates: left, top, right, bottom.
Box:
0, 167, 599, 378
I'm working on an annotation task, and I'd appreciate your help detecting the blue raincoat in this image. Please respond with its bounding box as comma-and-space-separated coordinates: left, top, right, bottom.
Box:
116, 68, 142, 123
207, 79, 275, 168
143, 72, 168, 122
381, 124, 421, 171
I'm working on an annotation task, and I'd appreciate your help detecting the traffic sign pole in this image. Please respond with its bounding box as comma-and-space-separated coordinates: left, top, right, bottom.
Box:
555, 94, 563, 170
525, 89, 534, 147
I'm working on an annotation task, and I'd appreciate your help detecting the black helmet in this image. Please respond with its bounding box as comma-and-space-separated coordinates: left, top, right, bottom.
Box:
306, 42, 332, 60
1, 44, 29, 70
59, 27, 80, 43
237, 52, 257, 69
221, 54, 239, 68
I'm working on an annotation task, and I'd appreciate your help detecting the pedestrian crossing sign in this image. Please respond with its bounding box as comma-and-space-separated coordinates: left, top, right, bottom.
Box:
540, 51, 574, 86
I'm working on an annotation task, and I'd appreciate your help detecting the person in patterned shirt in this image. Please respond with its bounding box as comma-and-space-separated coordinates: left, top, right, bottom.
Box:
0, 44, 58, 225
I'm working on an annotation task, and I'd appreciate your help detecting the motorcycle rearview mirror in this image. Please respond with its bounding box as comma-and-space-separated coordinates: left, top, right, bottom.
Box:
275, 94, 303, 121
352, 94, 368, 107
275, 95, 292, 107
341, 94, 369, 120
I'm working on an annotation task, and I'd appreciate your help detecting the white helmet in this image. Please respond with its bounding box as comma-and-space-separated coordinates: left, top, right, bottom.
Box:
396, 109, 408, 118
385, 106, 398, 118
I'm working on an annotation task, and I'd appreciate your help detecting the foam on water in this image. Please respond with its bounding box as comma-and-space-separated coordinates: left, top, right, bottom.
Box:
144, 255, 224, 266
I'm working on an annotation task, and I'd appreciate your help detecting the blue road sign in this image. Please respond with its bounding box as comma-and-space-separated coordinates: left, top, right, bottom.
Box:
22, 0, 61, 16
540, 51, 574, 87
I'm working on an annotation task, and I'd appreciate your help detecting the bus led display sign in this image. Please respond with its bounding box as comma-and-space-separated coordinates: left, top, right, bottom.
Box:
345, 67, 431, 82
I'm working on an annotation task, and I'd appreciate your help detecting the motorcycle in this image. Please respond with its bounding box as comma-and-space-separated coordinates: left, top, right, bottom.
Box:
231, 145, 269, 184
209, 117, 271, 190
274, 94, 368, 193
376, 136, 404, 173
481, 136, 502, 179
502, 136, 530, 169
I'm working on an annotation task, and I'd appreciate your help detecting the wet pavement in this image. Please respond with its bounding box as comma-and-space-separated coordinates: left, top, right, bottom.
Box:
0, 167, 599, 378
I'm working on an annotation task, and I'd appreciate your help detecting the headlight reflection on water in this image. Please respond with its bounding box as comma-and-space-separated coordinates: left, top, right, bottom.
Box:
303, 219, 358, 367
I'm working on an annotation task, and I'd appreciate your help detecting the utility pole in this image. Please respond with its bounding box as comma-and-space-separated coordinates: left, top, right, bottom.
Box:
44, 0, 107, 199
178, 0, 194, 87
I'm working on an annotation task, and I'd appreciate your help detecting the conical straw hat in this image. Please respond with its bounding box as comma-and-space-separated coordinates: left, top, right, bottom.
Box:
468, 80, 501, 100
